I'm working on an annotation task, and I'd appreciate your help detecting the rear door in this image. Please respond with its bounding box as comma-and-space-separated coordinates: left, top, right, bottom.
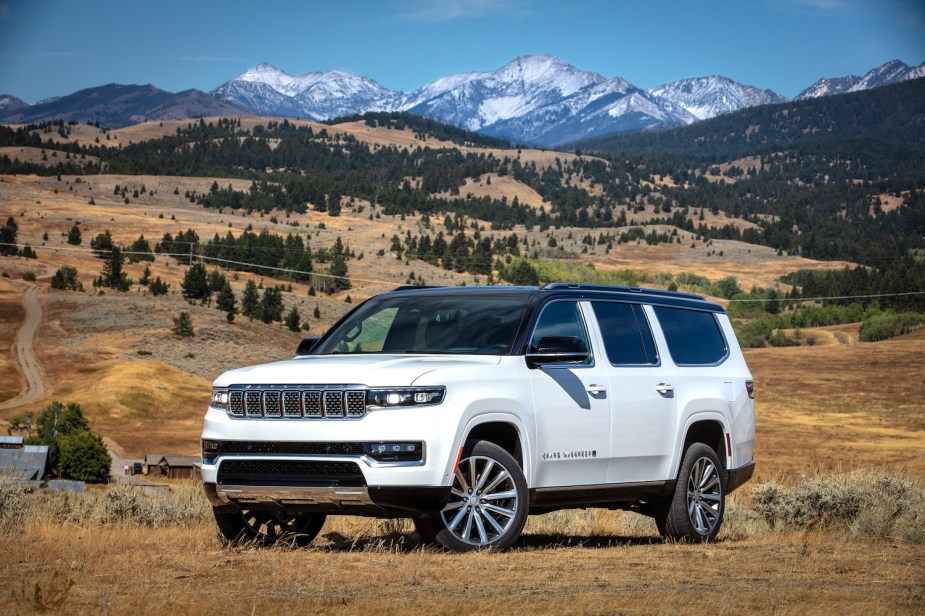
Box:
529, 300, 611, 488
586, 302, 678, 484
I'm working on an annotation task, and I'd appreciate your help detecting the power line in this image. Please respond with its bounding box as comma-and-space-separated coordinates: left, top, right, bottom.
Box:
0, 241, 400, 287
727, 291, 925, 303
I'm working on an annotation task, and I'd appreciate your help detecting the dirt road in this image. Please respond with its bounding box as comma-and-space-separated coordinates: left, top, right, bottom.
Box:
0, 285, 46, 411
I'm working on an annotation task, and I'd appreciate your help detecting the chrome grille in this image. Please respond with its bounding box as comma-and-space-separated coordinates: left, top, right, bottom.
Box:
323, 391, 344, 418
282, 391, 302, 417
225, 386, 368, 419
304, 391, 322, 417
229, 391, 244, 417
346, 391, 366, 417
263, 391, 282, 418
244, 391, 262, 417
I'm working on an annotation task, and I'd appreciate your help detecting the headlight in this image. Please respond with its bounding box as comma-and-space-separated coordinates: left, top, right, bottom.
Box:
366, 387, 445, 409
211, 388, 229, 407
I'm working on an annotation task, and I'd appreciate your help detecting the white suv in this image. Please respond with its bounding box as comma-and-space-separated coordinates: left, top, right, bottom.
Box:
201, 283, 755, 551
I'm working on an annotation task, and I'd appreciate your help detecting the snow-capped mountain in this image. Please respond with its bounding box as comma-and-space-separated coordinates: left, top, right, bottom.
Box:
647, 76, 786, 121
482, 77, 696, 145
0, 94, 28, 115
213, 62, 402, 121
209, 55, 791, 144
795, 59, 925, 100
403, 55, 607, 132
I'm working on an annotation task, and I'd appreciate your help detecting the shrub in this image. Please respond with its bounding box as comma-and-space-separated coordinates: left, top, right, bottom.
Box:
50, 266, 81, 291
859, 312, 925, 342
751, 474, 925, 543
172, 312, 194, 337
0, 482, 30, 532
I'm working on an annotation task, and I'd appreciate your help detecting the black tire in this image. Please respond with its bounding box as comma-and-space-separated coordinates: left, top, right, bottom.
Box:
421, 440, 529, 552
213, 507, 326, 547
657, 443, 725, 542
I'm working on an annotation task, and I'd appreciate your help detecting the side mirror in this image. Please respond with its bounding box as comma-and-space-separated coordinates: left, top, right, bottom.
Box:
525, 336, 590, 368
295, 337, 320, 356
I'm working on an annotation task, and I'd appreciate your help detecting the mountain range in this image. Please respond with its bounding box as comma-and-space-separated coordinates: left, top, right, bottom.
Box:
1, 55, 922, 146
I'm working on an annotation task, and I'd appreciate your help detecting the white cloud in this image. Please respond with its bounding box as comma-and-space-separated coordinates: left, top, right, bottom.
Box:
394, 0, 528, 23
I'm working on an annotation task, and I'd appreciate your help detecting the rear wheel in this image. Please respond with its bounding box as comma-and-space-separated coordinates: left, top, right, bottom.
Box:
416, 440, 528, 552
213, 508, 326, 547
657, 443, 725, 542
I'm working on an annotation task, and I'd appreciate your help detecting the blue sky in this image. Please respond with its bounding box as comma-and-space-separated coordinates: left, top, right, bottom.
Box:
1, 0, 923, 102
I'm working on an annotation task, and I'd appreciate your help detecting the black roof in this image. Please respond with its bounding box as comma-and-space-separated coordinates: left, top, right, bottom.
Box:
382, 283, 724, 313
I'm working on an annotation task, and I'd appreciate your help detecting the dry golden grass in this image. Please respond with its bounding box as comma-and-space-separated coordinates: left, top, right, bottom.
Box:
0, 277, 26, 402
1, 520, 922, 615
436, 173, 547, 208
745, 332, 925, 480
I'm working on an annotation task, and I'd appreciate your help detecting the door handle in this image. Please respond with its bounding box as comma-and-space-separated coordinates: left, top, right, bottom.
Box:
586, 385, 606, 395
655, 383, 674, 395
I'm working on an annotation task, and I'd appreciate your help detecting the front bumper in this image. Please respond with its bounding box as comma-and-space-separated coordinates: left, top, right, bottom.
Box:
204, 482, 450, 515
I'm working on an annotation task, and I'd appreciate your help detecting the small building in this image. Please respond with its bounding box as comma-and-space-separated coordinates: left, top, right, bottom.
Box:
144, 453, 201, 479
0, 435, 49, 482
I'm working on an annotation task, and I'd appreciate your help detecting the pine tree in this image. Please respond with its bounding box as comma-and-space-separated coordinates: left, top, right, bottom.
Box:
90, 230, 114, 258
0, 217, 18, 256
259, 286, 284, 323
172, 312, 194, 337
181, 263, 210, 300
285, 306, 301, 332
216, 282, 237, 314
241, 279, 259, 318
67, 223, 82, 246
96, 246, 130, 291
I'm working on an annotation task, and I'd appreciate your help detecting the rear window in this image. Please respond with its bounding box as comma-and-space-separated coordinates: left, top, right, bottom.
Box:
591, 302, 658, 365
653, 306, 727, 365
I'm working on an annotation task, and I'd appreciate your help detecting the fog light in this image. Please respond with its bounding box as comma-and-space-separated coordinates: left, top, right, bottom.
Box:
386, 393, 402, 405
201, 440, 222, 464
363, 442, 423, 462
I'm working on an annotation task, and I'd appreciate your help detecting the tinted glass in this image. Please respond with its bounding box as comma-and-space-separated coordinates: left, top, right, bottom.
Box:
591, 302, 658, 365
653, 306, 727, 365
314, 295, 528, 355
530, 301, 590, 362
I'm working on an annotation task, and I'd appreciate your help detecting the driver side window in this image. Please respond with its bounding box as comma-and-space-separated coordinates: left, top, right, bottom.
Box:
530, 301, 591, 363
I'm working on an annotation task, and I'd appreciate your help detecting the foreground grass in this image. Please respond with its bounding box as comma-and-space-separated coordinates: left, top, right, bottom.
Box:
3, 477, 925, 614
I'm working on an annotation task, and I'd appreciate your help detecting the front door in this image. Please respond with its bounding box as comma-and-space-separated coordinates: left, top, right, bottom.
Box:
529, 300, 611, 488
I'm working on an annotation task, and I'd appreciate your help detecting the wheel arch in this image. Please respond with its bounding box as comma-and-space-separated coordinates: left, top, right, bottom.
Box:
673, 413, 729, 477
455, 414, 531, 485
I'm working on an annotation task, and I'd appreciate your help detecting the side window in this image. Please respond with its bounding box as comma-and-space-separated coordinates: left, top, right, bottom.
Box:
591, 302, 658, 365
530, 301, 591, 363
653, 306, 727, 365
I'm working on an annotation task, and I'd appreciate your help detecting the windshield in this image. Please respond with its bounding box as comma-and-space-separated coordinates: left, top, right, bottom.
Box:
314, 294, 529, 355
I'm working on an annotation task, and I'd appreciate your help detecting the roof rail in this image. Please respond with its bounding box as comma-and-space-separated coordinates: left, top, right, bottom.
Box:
390, 285, 446, 292
540, 282, 705, 301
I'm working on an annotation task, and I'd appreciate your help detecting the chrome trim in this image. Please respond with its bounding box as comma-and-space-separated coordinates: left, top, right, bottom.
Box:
216, 485, 376, 507
205, 453, 428, 469
219, 385, 446, 420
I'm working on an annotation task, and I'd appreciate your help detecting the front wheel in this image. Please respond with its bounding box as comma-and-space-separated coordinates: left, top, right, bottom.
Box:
657, 443, 725, 542
415, 440, 528, 552
213, 508, 326, 547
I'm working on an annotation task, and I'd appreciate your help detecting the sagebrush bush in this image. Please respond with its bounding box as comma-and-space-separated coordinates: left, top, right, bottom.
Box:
0, 481, 31, 532
23, 481, 212, 529
751, 474, 925, 543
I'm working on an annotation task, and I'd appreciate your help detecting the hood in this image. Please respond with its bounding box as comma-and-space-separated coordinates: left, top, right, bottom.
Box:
212, 354, 501, 388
